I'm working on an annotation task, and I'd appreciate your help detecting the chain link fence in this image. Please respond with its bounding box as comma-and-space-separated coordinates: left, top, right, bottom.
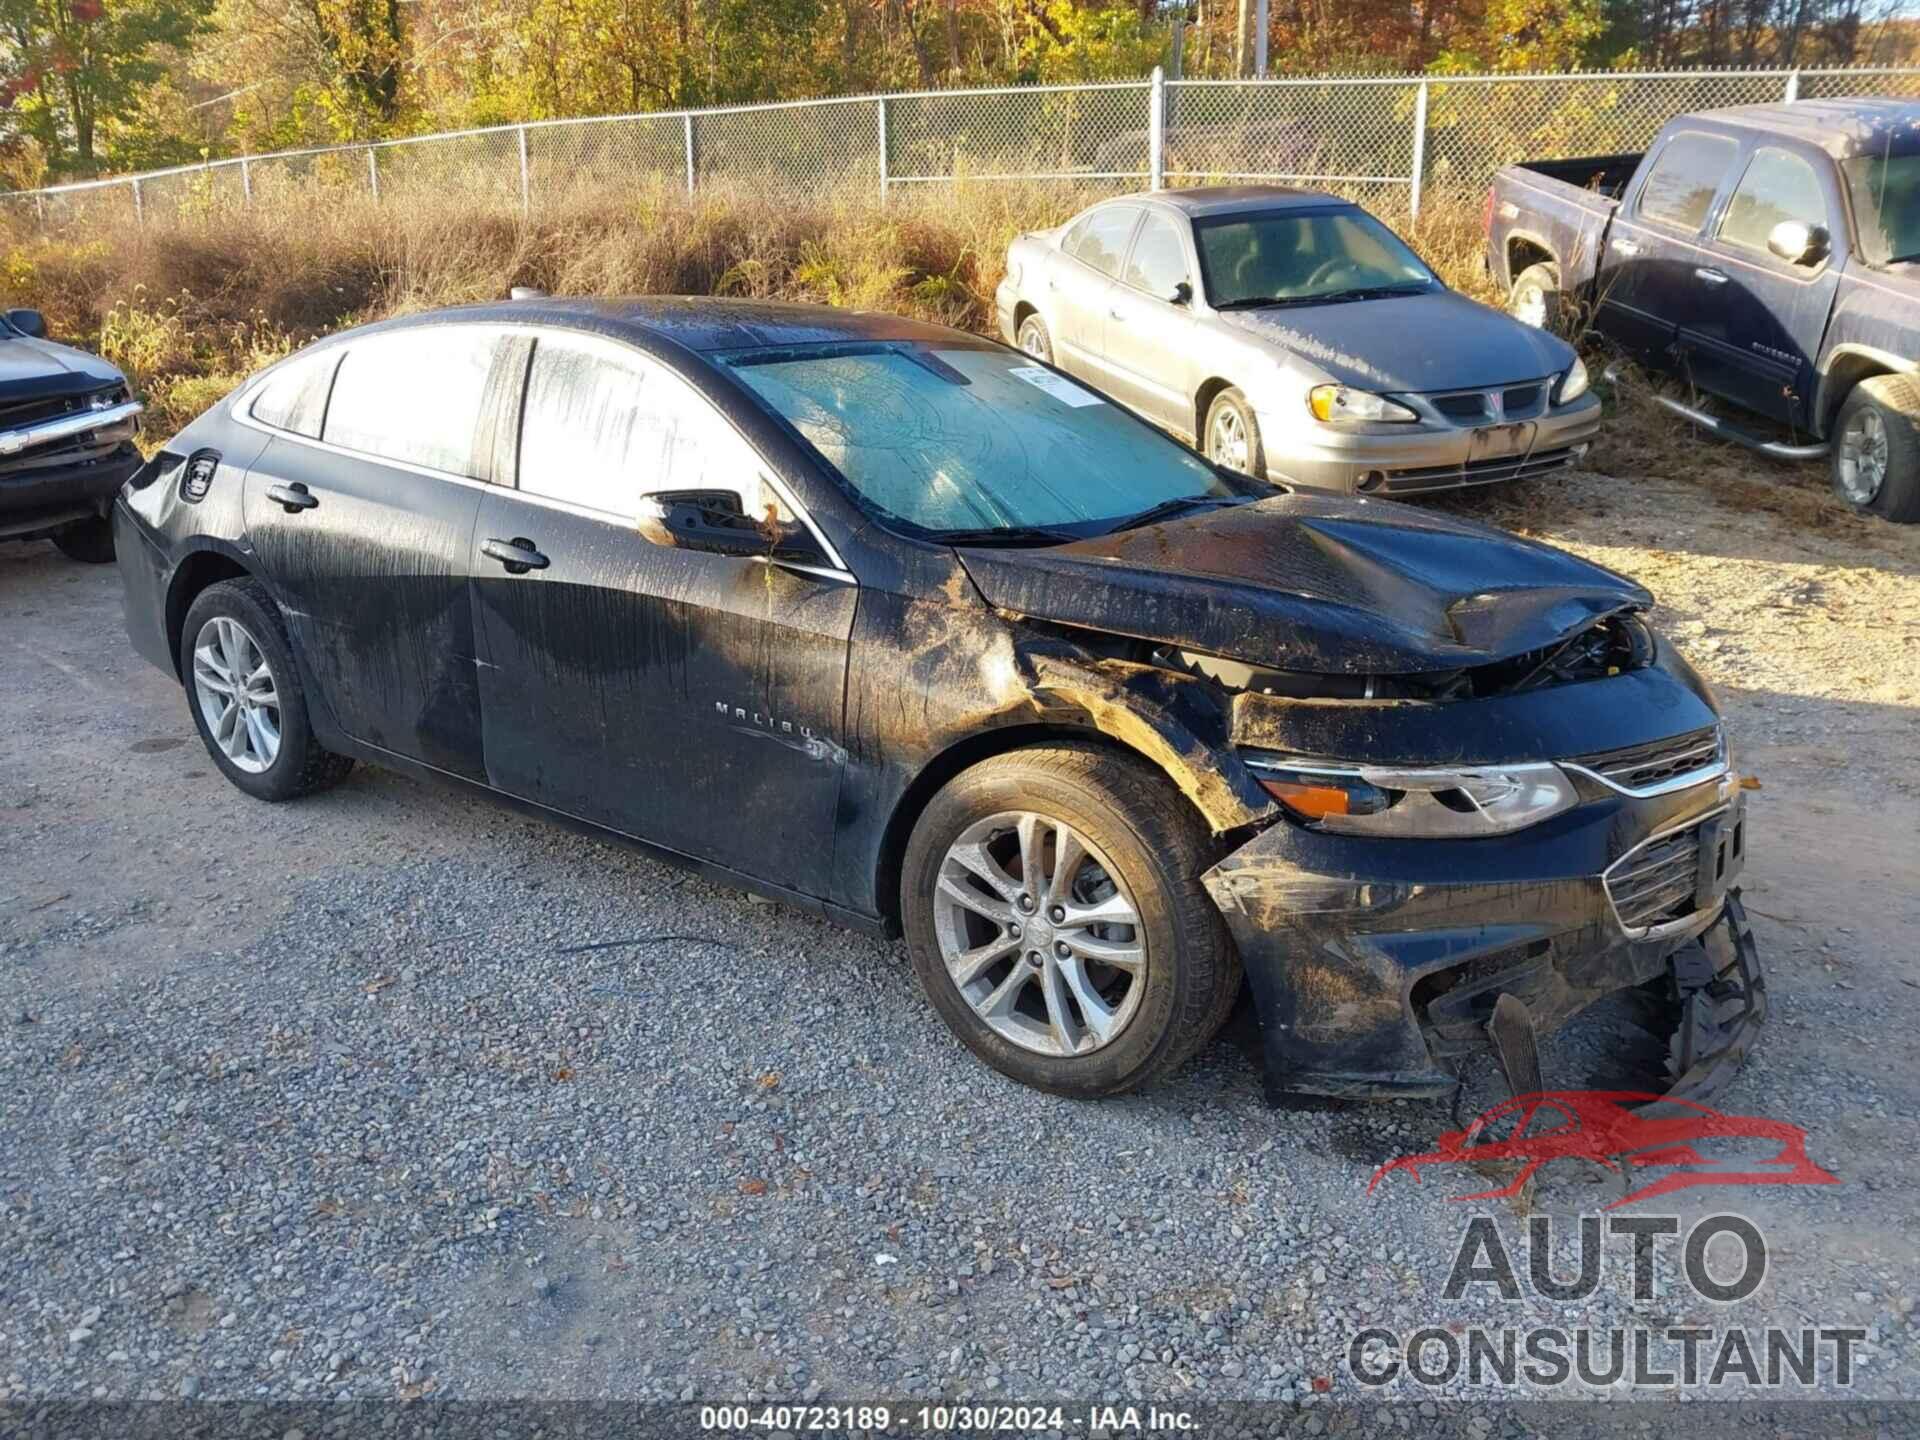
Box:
8, 65, 1920, 231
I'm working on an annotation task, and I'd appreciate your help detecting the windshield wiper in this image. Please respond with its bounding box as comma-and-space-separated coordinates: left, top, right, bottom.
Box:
937, 525, 1082, 548
1107, 494, 1245, 532
1213, 295, 1323, 311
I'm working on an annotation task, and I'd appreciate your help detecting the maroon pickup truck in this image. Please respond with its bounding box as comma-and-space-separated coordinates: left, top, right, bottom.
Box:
1485, 97, 1920, 523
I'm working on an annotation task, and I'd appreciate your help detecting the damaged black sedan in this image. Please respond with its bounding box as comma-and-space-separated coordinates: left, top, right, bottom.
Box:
112, 298, 1762, 1106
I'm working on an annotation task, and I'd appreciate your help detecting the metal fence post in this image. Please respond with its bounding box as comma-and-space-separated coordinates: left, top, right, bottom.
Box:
1409, 80, 1430, 224
240, 156, 253, 206
877, 97, 889, 205
367, 147, 380, 202
131, 177, 143, 226
684, 114, 697, 197
1784, 70, 1801, 103
517, 125, 532, 215
1148, 67, 1166, 191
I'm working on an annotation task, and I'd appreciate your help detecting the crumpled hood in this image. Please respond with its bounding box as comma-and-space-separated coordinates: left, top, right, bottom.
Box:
956, 494, 1650, 676
1216, 289, 1575, 392
0, 334, 126, 406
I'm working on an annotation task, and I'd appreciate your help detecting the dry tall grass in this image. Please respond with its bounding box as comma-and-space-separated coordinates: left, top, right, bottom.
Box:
0, 177, 1513, 443
3, 175, 1790, 512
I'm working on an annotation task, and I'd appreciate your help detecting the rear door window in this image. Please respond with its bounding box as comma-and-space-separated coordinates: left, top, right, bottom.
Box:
1065, 206, 1140, 278
322, 327, 501, 477
1717, 146, 1829, 257
249, 348, 340, 438
1638, 131, 1739, 234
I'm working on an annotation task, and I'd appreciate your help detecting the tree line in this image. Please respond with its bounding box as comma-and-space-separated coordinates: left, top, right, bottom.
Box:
4, 0, 1915, 184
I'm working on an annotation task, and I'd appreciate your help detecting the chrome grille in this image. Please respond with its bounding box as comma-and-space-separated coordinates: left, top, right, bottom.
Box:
1576, 726, 1723, 794
1606, 826, 1703, 932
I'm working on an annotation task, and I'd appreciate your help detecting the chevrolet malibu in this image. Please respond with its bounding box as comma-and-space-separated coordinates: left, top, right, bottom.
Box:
996, 186, 1603, 496
114, 298, 1760, 1105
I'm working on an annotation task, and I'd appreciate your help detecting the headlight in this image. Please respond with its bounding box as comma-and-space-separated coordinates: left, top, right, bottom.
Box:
1006, 257, 1022, 287
1555, 356, 1590, 404
1246, 756, 1580, 837
1307, 385, 1419, 424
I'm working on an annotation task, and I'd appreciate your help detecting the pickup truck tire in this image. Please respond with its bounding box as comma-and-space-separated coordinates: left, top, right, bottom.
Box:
51, 516, 116, 564
1832, 375, 1920, 522
1204, 388, 1265, 478
1507, 262, 1563, 332
900, 742, 1240, 1098
178, 578, 356, 802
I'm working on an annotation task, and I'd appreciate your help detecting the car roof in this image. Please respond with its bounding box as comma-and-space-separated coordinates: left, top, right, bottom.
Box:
337, 296, 968, 355
1699, 97, 1920, 158
1082, 185, 1348, 220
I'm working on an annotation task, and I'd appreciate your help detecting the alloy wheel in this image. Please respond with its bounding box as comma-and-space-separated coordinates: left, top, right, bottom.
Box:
192, 616, 281, 774
1837, 407, 1888, 505
932, 811, 1147, 1058
1018, 319, 1050, 361
1510, 282, 1547, 328
1209, 406, 1250, 472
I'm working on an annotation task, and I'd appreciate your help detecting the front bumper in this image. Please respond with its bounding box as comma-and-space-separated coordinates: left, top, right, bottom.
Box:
1202, 771, 1760, 1106
1260, 390, 1602, 495
0, 407, 143, 541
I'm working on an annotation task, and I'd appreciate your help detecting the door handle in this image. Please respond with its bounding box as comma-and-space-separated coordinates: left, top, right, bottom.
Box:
1109, 307, 1125, 321
481, 537, 549, 574
265, 482, 318, 513
1611, 238, 1641, 256
1695, 267, 1729, 285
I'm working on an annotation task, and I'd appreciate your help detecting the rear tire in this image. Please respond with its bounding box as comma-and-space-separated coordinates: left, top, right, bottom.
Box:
52, 516, 115, 563
179, 578, 355, 802
1016, 312, 1053, 364
1507, 261, 1562, 332
900, 742, 1240, 1098
1831, 374, 1920, 522
1203, 387, 1265, 478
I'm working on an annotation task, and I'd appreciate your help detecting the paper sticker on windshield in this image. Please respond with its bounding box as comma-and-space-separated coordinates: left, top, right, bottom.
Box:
1008, 365, 1105, 408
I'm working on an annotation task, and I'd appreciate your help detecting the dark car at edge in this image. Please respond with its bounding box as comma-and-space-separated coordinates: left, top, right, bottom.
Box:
2, 305, 144, 562
112, 297, 1764, 1107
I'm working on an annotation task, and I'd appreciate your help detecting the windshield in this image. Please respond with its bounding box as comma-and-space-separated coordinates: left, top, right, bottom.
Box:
1842, 150, 1920, 265
720, 340, 1249, 540
1194, 207, 1438, 308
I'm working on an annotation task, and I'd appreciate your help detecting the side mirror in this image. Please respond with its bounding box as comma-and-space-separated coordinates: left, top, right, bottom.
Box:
1767, 220, 1829, 266
5, 308, 47, 338
637, 489, 820, 563
1171, 280, 1193, 306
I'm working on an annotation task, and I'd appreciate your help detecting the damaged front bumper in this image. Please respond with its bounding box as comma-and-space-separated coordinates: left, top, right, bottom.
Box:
1203, 757, 1762, 1108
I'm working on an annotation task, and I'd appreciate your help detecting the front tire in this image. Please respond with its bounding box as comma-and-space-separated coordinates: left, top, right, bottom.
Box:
900, 742, 1240, 1098
1204, 387, 1264, 477
1016, 312, 1053, 364
52, 515, 115, 563
1507, 261, 1562, 332
1831, 374, 1920, 522
179, 578, 354, 802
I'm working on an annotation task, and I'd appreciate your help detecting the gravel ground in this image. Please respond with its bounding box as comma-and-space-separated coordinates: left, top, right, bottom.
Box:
2, 459, 1918, 1416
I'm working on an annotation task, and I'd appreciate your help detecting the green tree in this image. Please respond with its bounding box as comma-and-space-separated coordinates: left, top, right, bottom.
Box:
2, 0, 211, 176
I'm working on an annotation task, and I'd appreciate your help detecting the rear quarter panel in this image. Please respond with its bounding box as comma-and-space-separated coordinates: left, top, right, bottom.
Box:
1490, 165, 1618, 293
